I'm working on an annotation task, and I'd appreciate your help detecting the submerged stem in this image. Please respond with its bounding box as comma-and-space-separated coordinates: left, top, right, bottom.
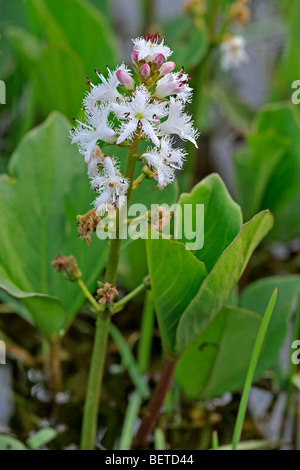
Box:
132, 356, 177, 450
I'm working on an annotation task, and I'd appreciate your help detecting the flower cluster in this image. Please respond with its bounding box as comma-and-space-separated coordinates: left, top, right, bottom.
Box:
71, 34, 199, 216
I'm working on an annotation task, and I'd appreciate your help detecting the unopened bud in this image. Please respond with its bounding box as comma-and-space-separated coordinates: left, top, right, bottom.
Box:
159, 61, 176, 76
131, 49, 139, 66
140, 63, 151, 78
116, 69, 135, 90
154, 53, 165, 66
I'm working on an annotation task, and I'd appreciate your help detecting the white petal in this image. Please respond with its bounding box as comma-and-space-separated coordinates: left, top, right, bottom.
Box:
117, 120, 137, 144
142, 120, 160, 147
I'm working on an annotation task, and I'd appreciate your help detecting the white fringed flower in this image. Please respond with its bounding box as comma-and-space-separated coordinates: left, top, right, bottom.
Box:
71, 105, 116, 163
220, 36, 249, 70
84, 64, 130, 111
90, 157, 129, 215
143, 137, 186, 187
159, 98, 198, 148
154, 70, 192, 101
71, 34, 200, 206
132, 35, 172, 63
111, 86, 167, 147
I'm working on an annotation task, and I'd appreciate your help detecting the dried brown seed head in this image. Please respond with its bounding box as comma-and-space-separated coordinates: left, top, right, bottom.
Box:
77, 209, 100, 246
229, 0, 252, 26
97, 282, 119, 306
51, 255, 82, 282
148, 206, 173, 232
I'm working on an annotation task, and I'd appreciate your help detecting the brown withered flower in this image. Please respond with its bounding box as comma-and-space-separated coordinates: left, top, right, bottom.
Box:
77, 209, 100, 246
229, 0, 252, 26
148, 206, 173, 232
51, 255, 82, 282
184, 0, 206, 16
97, 283, 119, 306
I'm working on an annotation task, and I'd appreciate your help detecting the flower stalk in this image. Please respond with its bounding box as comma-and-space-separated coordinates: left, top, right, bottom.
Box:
70, 33, 199, 450
80, 142, 139, 450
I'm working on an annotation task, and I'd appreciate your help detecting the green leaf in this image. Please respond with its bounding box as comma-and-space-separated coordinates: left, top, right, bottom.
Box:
239, 276, 300, 377
234, 131, 289, 220
33, 43, 86, 118
176, 211, 274, 353
235, 103, 300, 241
0, 113, 108, 336
175, 307, 262, 398
173, 28, 208, 70
146, 236, 207, 354
26, 428, 58, 450
119, 172, 179, 291
5, 26, 42, 67
0, 435, 27, 450
178, 174, 243, 272
36, 0, 118, 72
119, 239, 148, 292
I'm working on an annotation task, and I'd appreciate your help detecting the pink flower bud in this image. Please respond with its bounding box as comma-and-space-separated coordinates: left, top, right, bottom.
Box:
159, 61, 176, 75
154, 72, 191, 99
131, 49, 139, 66
154, 54, 165, 66
116, 69, 135, 90
140, 63, 151, 78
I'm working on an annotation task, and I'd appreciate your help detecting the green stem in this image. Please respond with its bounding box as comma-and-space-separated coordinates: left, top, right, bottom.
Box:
80, 314, 110, 450
105, 141, 138, 285
77, 278, 100, 311
111, 277, 149, 315
231, 289, 277, 450
132, 172, 146, 190
80, 141, 139, 450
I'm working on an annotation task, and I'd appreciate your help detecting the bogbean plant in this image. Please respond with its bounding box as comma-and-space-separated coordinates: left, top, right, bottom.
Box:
69, 33, 199, 450
62, 33, 274, 450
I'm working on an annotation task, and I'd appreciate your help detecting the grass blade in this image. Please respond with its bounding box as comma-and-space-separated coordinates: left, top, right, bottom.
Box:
211, 430, 219, 450
119, 391, 142, 450
109, 323, 150, 400
232, 288, 277, 450
154, 428, 166, 450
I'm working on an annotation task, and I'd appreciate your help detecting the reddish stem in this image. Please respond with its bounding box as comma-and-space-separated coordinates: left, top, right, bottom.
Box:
132, 357, 177, 450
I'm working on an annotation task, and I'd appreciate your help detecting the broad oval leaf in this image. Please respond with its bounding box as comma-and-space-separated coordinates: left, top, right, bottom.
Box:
177, 173, 243, 272
175, 307, 262, 398
239, 275, 300, 377
176, 210, 274, 353
0, 113, 108, 336
146, 235, 207, 354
